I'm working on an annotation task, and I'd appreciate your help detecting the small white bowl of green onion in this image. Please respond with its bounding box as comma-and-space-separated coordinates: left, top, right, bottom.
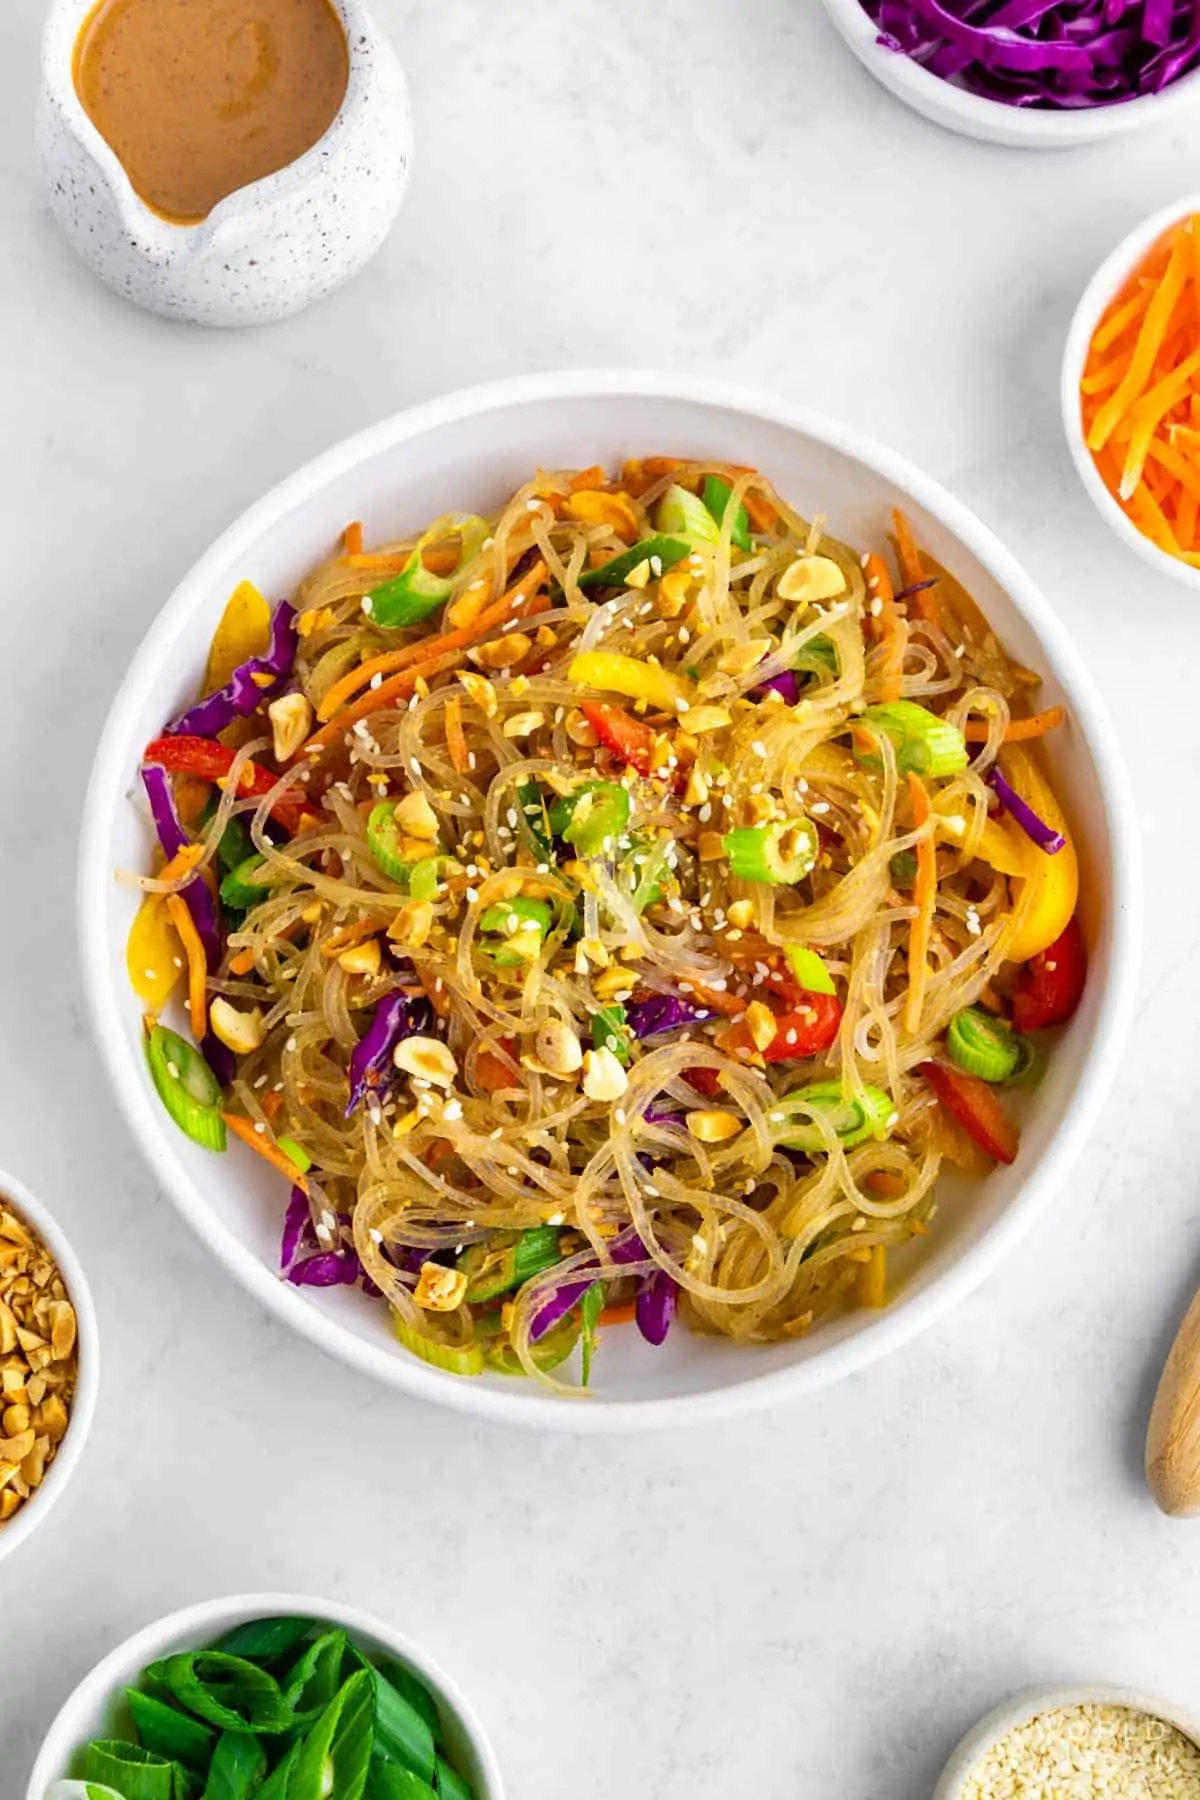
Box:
26, 1594, 504, 1800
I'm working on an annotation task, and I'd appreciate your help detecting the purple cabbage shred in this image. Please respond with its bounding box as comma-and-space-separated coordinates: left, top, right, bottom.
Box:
166, 601, 298, 739
140, 762, 231, 1086
862, 0, 1200, 107
345, 991, 434, 1116
625, 993, 713, 1039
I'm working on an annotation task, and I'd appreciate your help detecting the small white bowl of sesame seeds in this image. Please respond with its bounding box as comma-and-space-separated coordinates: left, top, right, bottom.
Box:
935, 1686, 1200, 1800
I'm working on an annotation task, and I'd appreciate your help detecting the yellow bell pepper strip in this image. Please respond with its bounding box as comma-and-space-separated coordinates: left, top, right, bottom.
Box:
126, 894, 185, 1011
202, 580, 271, 698
975, 744, 1079, 963
567, 650, 692, 714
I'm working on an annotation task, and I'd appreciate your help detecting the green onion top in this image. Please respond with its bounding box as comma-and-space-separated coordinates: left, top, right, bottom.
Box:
946, 1007, 1021, 1083
858, 700, 968, 779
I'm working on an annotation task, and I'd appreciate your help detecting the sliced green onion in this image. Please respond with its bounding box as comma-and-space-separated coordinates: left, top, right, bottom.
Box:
352, 1657, 436, 1783
478, 896, 553, 964
409, 857, 446, 903
47, 1785, 127, 1800
654, 483, 721, 548
515, 778, 553, 862
702, 475, 752, 552
776, 1081, 894, 1153
201, 1731, 267, 1800
462, 1227, 563, 1303
579, 1279, 605, 1388
219, 855, 271, 911
84, 1743, 176, 1800
627, 837, 671, 912
367, 516, 489, 629
367, 804, 414, 886
434, 1759, 472, 1800
576, 534, 689, 591
126, 1690, 214, 1771
214, 1617, 314, 1660
393, 1313, 483, 1376
197, 795, 256, 873
283, 1631, 348, 1717
794, 633, 839, 680
485, 1319, 581, 1376
146, 1026, 227, 1152
366, 1766, 438, 1800
784, 945, 836, 995
723, 819, 818, 886
275, 1136, 311, 1175
1005, 1033, 1047, 1087
373, 1661, 442, 1744
553, 781, 630, 857
254, 1741, 301, 1800
289, 1669, 373, 1800
591, 1004, 631, 1065
143, 1653, 293, 1734
889, 849, 918, 889
946, 1007, 1021, 1082
858, 700, 968, 779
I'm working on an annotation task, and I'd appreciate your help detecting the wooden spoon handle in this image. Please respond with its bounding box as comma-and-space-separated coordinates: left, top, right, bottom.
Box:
1147, 1287, 1200, 1515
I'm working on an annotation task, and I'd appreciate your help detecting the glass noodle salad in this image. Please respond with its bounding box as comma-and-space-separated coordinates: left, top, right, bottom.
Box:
125, 458, 1087, 1394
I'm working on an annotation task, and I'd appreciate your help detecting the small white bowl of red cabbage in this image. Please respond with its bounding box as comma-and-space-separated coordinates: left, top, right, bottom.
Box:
819, 0, 1200, 146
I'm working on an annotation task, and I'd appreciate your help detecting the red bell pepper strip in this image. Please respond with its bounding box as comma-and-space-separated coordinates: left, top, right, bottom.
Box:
685, 1066, 724, 1099
580, 701, 657, 777
1011, 917, 1086, 1034
142, 736, 308, 834
724, 993, 843, 1063
919, 1060, 1019, 1166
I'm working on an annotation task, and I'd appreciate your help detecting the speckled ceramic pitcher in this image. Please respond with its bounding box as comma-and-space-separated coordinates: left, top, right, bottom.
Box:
37, 0, 411, 327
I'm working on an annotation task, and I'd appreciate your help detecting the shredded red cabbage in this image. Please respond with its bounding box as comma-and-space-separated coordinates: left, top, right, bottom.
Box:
345, 990, 434, 1115
864, 0, 1200, 107
754, 670, 801, 706
166, 601, 297, 739
286, 1249, 364, 1288
635, 1269, 678, 1346
529, 1227, 648, 1341
625, 993, 713, 1038
140, 762, 234, 1084
988, 766, 1067, 854
280, 1184, 312, 1273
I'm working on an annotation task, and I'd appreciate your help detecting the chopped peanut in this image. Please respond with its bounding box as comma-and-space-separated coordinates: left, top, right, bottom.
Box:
473, 632, 532, 671
393, 1036, 458, 1087
209, 997, 268, 1055
268, 692, 314, 763
686, 1110, 744, 1144
414, 1264, 468, 1312
582, 1046, 628, 1103
457, 670, 498, 717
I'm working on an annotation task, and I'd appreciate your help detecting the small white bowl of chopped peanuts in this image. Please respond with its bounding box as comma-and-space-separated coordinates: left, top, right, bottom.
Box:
935, 1685, 1200, 1799
0, 1165, 98, 1567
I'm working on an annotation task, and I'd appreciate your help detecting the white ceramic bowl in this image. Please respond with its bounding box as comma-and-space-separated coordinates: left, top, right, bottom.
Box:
0, 1164, 98, 1569
25, 1592, 503, 1800
1063, 193, 1200, 591
818, 0, 1200, 148
78, 369, 1140, 1432
935, 1684, 1200, 1798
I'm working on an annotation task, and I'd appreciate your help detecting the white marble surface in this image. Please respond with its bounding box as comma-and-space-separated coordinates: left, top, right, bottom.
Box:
3, 2, 1200, 1795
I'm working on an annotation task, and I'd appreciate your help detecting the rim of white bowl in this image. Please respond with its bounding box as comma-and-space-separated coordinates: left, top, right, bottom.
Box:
818, 0, 1200, 145
0, 1163, 98, 1567
25, 1591, 505, 1800
934, 1684, 1200, 1799
1062, 191, 1200, 591
77, 368, 1142, 1434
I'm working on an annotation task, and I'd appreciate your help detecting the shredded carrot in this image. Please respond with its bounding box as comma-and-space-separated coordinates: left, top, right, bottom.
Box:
320, 917, 389, 957
568, 465, 607, 492
347, 551, 410, 571
864, 551, 904, 703
228, 949, 256, 976
1089, 224, 1192, 453
165, 893, 209, 1041
905, 772, 935, 1037
157, 843, 206, 885
892, 507, 924, 588
863, 1172, 908, 1199
417, 966, 451, 1019
598, 1300, 638, 1326
223, 1112, 309, 1190
677, 979, 746, 1019
261, 1088, 283, 1122
963, 705, 1064, 744
313, 558, 549, 727
1090, 283, 1152, 357
1145, 435, 1200, 507
445, 694, 469, 775
343, 521, 364, 556
1119, 342, 1200, 498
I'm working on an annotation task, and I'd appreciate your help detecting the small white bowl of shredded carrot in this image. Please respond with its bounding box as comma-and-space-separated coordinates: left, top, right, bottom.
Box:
1065, 196, 1200, 586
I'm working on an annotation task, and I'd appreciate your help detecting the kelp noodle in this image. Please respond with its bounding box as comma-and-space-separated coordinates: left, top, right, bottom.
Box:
128, 456, 1084, 1395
